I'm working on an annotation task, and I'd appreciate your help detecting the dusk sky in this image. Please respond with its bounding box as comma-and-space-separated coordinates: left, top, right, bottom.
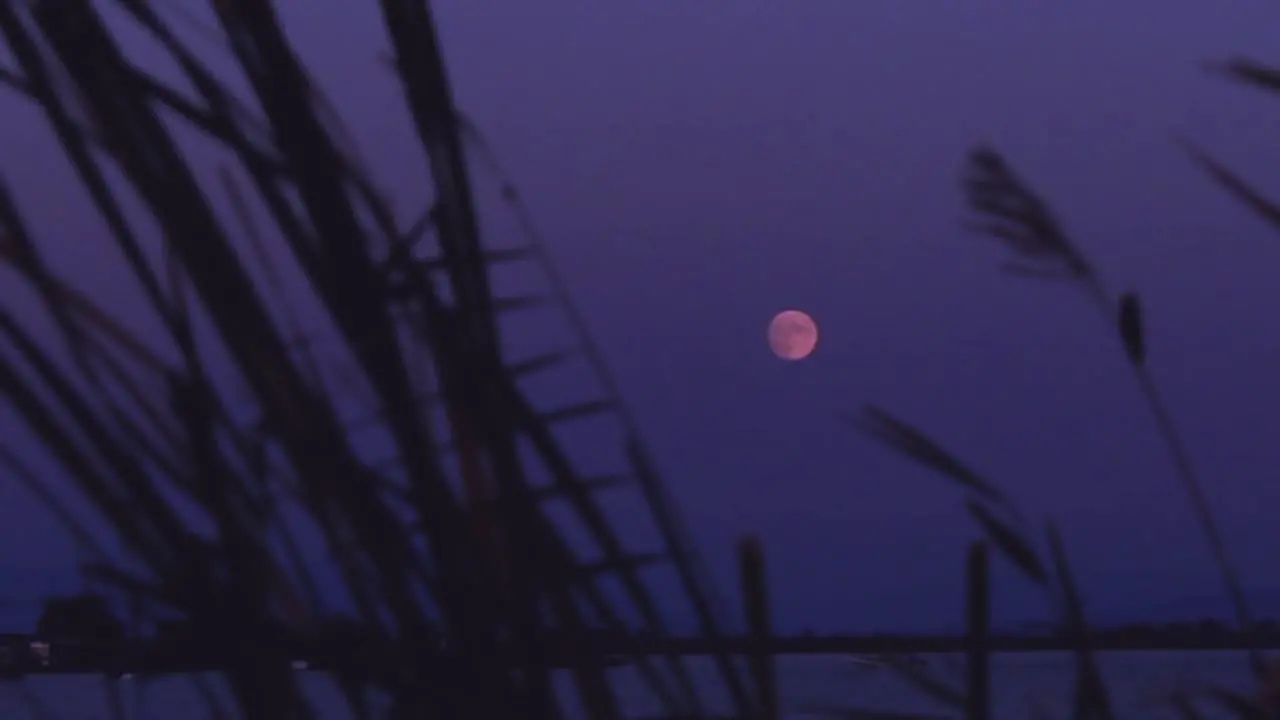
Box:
3, 1, 1280, 633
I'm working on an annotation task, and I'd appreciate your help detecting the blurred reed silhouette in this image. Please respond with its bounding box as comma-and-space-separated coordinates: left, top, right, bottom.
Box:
0, 1, 754, 718
841, 53, 1280, 720
2, 2, 1279, 719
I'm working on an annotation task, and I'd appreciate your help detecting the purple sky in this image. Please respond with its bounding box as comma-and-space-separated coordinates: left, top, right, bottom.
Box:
3, 1, 1280, 632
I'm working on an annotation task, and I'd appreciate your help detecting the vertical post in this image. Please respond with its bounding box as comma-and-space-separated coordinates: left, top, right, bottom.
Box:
738, 535, 777, 720
965, 540, 991, 720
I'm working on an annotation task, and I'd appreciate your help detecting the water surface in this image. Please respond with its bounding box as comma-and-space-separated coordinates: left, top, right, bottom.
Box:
0, 651, 1261, 718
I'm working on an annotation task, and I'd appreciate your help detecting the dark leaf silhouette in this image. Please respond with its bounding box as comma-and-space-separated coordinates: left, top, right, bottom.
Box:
1179, 137, 1280, 235
966, 500, 1047, 586
1212, 58, 1280, 95
0, 1, 751, 717
846, 406, 1007, 507
1118, 292, 1145, 366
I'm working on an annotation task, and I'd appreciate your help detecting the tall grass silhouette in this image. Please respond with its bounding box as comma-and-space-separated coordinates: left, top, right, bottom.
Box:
0, 1, 752, 718
843, 52, 1280, 720
3, 2, 1279, 719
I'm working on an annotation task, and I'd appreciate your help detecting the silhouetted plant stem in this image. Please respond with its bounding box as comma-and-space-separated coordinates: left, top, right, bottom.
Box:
1084, 281, 1263, 678
965, 541, 991, 720
739, 535, 776, 720
0, 1, 747, 717
965, 146, 1262, 678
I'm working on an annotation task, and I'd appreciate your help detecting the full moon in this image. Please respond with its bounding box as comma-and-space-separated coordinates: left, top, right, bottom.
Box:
768, 310, 818, 360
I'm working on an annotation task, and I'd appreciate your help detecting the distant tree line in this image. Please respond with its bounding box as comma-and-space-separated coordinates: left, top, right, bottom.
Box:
30, 592, 1280, 646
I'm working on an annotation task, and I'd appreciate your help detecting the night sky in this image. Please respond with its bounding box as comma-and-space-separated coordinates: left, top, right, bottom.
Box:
2, 1, 1280, 633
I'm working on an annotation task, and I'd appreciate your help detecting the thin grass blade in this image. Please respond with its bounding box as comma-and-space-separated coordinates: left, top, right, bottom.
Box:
965, 500, 1047, 585
1179, 138, 1280, 234
1045, 523, 1113, 720
1118, 293, 1145, 367
1211, 58, 1280, 95
847, 406, 1007, 507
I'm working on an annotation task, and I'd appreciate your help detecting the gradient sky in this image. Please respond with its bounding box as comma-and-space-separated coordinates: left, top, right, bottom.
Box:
3, 1, 1280, 633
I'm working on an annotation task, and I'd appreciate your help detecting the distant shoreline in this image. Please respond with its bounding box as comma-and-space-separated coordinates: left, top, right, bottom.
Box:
637, 633, 1280, 654
2, 630, 1279, 678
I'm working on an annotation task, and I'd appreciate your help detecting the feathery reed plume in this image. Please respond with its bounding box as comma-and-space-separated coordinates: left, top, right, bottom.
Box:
962, 147, 1093, 282
961, 145, 1263, 680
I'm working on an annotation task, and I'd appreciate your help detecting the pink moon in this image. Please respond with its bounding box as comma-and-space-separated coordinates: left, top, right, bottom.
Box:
768, 310, 818, 360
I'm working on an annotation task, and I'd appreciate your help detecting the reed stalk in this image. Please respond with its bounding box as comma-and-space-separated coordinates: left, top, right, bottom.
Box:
0, 1, 748, 717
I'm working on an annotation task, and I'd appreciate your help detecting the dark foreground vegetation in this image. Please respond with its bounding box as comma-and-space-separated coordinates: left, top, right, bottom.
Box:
0, 1, 752, 718
0, 0, 1279, 718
